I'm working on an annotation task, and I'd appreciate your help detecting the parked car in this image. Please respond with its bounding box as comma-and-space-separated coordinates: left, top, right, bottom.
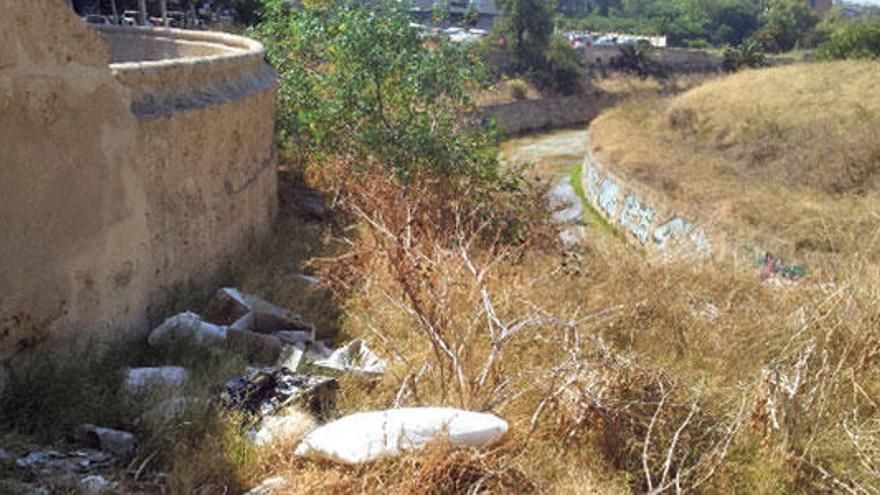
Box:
121, 10, 141, 26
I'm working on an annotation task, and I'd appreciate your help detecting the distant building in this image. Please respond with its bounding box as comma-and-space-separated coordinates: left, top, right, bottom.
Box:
408, 0, 503, 30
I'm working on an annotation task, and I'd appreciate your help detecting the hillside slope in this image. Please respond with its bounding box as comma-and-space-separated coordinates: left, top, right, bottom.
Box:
590, 60, 880, 265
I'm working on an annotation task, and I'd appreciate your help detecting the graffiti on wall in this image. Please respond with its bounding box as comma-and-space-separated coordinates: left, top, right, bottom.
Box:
598, 178, 619, 217
586, 163, 600, 203
653, 216, 692, 248
757, 252, 806, 280
619, 193, 655, 243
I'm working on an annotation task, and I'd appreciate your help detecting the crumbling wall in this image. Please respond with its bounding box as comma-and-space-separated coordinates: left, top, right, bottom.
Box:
0, 1, 277, 369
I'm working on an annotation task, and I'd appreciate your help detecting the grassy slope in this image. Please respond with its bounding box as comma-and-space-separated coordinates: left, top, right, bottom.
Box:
590, 60, 880, 269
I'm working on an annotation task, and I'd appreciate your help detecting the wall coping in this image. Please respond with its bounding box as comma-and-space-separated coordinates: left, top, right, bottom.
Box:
94, 26, 276, 118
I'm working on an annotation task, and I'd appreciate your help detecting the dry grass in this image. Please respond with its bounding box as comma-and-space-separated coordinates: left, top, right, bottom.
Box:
590, 60, 880, 270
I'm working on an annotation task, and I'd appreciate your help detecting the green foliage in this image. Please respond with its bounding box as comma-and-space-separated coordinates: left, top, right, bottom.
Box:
755, 0, 818, 51
253, 0, 503, 188
816, 17, 880, 60
611, 40, 664, 77
494, 0, 557, 70
540, 35, 585, 93
722, 38, 767, 71
509, 78, 530, 99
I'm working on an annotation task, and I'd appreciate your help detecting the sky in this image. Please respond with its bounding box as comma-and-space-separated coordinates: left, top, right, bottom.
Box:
843, 0, 880, 6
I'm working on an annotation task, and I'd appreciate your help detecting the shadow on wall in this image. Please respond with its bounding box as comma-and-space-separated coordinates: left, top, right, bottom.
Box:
0, 0, 278, 373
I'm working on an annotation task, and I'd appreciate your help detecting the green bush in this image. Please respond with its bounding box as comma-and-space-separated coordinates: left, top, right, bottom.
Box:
816, 17, 880, 60
722, 39, 767, 71
687, 39, 711, 49
539, 35, 584, 94
509, 78, 529, 99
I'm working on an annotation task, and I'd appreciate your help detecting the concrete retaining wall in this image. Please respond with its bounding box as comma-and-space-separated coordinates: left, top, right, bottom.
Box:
0, 1, 277, 366
581, 148, 710, 255
480, 93, 616, 135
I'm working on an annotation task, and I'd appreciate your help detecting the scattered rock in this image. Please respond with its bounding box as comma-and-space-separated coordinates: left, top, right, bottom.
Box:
147, 312, 227, 348
226, 328, 283, 365
249, 410, 316, 447
294, 407, 509, 464
221, 368, 338, 420
15, 449, 113, 476
245, 475, 287, 495
77, 425, 137, 461
203, 287, 252, 325
80, 474, 116, 494
123, 366, 189, 396
0, 448, 11, 461
313, 339, 387, 376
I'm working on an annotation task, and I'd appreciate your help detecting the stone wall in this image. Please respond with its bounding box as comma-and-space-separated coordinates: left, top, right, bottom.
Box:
0, 1, 277, 368
479, 93, 616, 135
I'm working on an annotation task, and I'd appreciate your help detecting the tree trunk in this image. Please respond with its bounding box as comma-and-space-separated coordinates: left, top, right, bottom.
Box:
110, 0, 119, 24
138, 0, 147, 26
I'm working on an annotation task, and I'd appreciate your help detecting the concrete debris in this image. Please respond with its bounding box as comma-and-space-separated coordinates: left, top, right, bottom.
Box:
80, 474, 116, 494
276, 345, 305, 372
275, 330, 313, 346
227, 328, 283, 365
15, 449, 113, 476
221, 368, 338, 420
207, 287, 312, 334
147, 312, 227, 348
77, 425, 137, 461
248, 410, 316, 447
140, 397, 211, 424
123, 366, 189, 396
245, 476, 287, 495
294, 407, 509, 464
313, 339, 387, 376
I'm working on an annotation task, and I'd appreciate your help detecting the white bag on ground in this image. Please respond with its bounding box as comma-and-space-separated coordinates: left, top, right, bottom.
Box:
312, 339, 387, 376
294, 407, 508, 464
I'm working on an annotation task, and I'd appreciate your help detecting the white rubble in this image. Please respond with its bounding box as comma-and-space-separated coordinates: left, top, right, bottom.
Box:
123, 366, 189, 396
294, 407, 508, 464
249, 411, 316, 447
245, 476, 287, 495
313, 339, 387, 376
276, 345, 305, 371
140, 397, 209, 424
147, 312, 227, 347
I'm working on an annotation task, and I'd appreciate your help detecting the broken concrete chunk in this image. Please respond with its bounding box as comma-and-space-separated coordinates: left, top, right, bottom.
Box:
248, 411, 316, 447
207, 287, 312, 334
123, 366, 189, 396
227, 328, 283, 365
294, 407, 509, 464
313, 339, 387, 376
147, 312, 227, 348
77, 425, 137, 461
15, 449, 113, 475
221, 368, 338, 420
276, 345, 304, 372
203, 287, 251, 325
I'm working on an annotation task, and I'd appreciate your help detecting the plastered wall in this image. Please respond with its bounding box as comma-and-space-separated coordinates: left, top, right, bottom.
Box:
0, 0, 277, 368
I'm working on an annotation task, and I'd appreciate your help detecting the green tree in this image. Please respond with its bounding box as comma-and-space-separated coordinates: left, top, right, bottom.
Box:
816, 17, 880, 60
756, 0, 818, 51
494, 0, 556, 70
252, 0, 504, 188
